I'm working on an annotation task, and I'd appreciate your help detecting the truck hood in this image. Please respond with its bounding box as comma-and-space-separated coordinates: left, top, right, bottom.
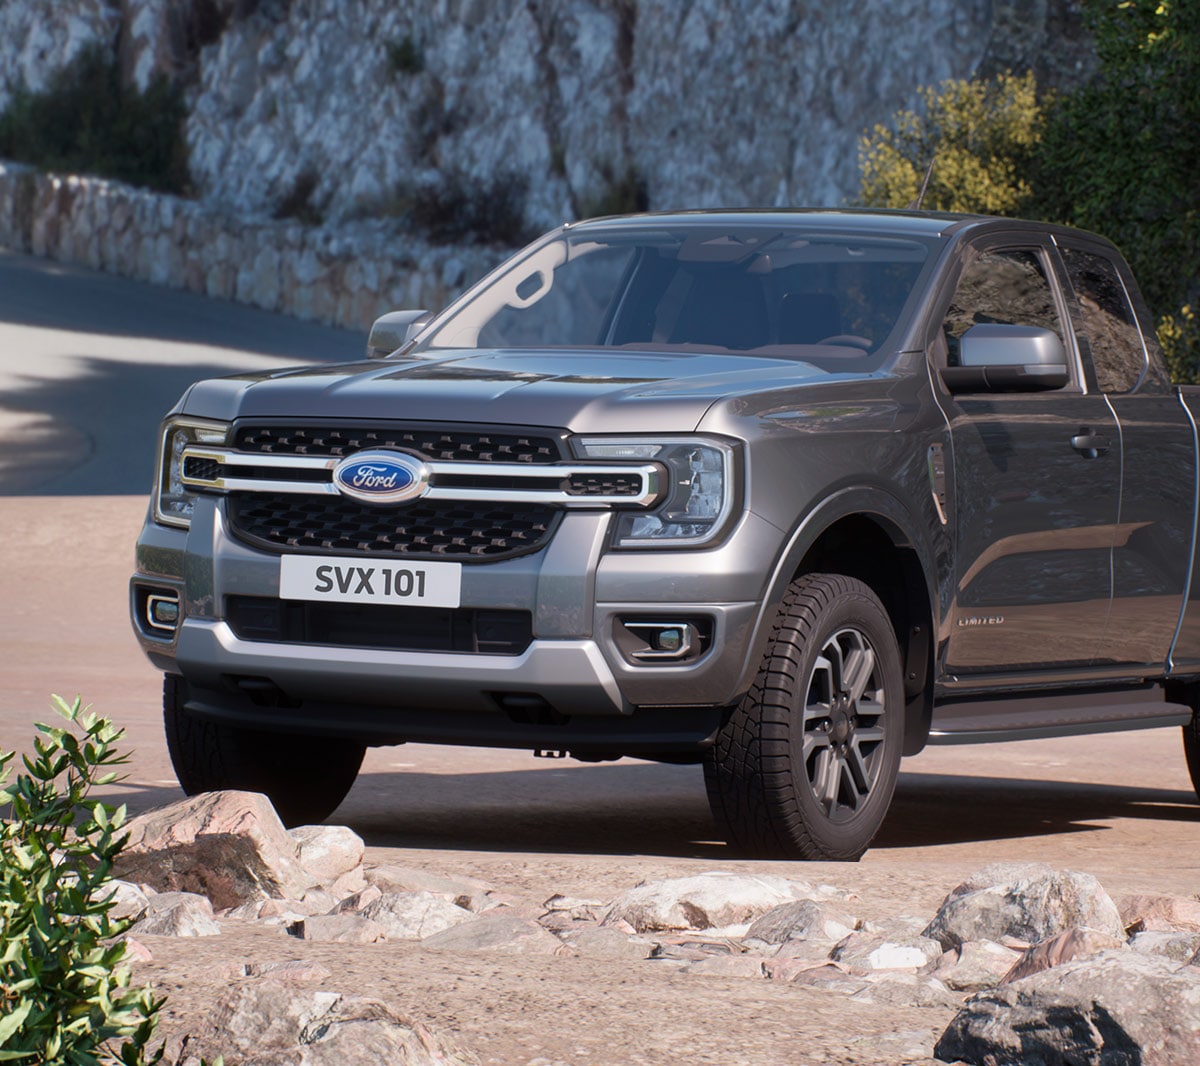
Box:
180, 348, 848, 433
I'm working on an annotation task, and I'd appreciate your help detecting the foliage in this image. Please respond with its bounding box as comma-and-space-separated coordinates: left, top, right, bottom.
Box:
0, 44, 189, 195
1160, 305, 1200, 383
0, 696, 163, 1065
1035, 0, 1199, 365
857, 70, 1044, 216
856, 1, 1200, 379
409, 171, 534, 246
386, 36, 425, 76
580, 164, 649, 220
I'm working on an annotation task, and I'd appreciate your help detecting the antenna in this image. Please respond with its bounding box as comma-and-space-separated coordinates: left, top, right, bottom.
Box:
908, 157, 935, 211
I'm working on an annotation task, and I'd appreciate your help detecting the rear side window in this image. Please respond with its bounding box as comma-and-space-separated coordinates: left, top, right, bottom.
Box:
943, 249, 1065, 365
1060, 247, 1146, 393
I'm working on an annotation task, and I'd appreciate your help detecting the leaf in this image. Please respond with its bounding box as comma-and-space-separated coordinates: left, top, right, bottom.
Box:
0, 1001, 32, 1044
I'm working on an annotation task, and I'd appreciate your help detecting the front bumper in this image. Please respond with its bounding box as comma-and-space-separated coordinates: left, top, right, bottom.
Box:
131, 496, 782, 749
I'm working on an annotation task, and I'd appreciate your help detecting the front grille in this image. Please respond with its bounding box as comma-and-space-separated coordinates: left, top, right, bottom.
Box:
227, 596, 533, 655
184, 456, 220, 481
228, 493, 559, 559
565, 472, 646, 497
233, 424, 563, 464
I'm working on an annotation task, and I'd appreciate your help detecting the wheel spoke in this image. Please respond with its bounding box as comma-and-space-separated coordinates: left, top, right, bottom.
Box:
845, 737, 872, 794
853, 723, 885, 746
842, 645, 876, 703
812, 748, 840, 811
802, 730, 832, 761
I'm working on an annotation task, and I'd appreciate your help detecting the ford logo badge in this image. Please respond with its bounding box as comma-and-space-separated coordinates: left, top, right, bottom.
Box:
332, 450, 431, 505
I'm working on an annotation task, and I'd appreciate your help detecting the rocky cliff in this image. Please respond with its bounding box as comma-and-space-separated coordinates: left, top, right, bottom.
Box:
1, 0, 1095, 234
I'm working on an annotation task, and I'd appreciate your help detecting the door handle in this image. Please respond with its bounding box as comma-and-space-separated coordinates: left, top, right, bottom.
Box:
1071, 430, 1111, 458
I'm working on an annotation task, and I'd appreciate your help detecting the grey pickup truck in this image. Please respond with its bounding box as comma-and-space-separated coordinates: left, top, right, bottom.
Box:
130, 209, 1200, 860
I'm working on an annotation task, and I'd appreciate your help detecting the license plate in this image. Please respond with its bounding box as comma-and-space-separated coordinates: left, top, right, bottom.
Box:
279, 555, 462, 608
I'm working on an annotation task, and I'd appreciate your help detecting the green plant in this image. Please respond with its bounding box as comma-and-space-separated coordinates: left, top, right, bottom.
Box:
386, 36, 425, 76
1160, 305, 1200, 383
0, 696, 163, 1064
0, 44, 189, 194
857, 69, 1045, 215
409, 170, 534, 246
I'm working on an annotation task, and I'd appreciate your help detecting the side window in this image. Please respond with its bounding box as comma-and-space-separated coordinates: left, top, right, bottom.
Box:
943, 249, 1065, 366
1059, 246, 1147, 393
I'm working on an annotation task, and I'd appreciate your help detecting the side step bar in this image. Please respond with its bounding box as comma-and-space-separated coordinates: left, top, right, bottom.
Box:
928, 686, 1192, 745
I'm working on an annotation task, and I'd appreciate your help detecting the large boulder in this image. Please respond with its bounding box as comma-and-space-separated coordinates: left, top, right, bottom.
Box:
358, 892, 475, 940
1119, 894, 1200, 935
935, 950, 1200, 1065
604, 872, 851, 934
923, 863, 1124, 951
174, 982, 476, 1065
114, 791, 314, 910
1002, 927, 1128, 984
128, 891, 220, 937
419, 912, 563, 955
289, 825, 367, 898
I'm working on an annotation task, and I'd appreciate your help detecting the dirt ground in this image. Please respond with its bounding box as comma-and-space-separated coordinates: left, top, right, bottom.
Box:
5, 497, 1200, 1064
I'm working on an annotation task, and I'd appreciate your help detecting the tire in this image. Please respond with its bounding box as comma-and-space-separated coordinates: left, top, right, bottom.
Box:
1183, 710, 1200, 803
163, 675, 366, 827
704, 573, 904, 860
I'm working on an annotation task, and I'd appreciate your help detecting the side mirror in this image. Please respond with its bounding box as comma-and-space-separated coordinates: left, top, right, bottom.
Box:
941, 324, 1070, 393
366, 309, 433, 359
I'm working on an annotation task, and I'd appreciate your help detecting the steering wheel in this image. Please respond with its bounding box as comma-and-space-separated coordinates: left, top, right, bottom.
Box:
815, 335, 873, 350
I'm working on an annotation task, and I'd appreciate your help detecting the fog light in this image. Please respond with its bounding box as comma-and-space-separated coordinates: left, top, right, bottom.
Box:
654, 628, 684, 653
146, 592, 180, 633
618, 620, 704, 662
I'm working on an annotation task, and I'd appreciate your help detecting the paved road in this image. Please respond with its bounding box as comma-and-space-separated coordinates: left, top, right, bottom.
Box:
0, 248, 364, 495
2, 248, 1198, 934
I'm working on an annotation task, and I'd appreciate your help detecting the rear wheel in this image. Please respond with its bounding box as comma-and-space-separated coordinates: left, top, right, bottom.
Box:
163, 675, 365, 827
704, 573, 904, 860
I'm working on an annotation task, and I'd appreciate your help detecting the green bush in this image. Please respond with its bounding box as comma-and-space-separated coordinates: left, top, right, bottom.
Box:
857, 0, 1200, 379
0, 44, 189, 195
0, 696, 163, 1065
857, 70, 1044, 216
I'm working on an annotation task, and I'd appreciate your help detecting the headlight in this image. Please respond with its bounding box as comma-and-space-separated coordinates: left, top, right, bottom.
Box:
153, 417, 230, 528
573, 436, 738, 548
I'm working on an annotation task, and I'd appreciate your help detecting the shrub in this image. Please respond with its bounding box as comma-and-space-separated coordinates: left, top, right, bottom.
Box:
580, 164, 649, 220
409, 170, 534, 246
0, 696, 164, 1064
857, 70, 1044, 216
0, 43, 189, 195
386, 36, 425, 76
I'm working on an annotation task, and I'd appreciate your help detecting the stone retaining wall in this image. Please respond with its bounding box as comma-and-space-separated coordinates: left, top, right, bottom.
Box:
0, 161, 506, 332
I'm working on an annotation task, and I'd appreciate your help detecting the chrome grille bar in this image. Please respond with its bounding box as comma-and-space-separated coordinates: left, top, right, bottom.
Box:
180, 447, 663, 507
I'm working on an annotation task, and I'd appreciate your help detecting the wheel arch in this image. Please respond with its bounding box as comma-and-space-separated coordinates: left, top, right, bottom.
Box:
744, 487, 938, 756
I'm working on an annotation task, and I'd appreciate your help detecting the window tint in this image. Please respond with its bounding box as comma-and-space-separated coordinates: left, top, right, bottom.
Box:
1060, 246, 1146, 393
943, 249, 1064, 365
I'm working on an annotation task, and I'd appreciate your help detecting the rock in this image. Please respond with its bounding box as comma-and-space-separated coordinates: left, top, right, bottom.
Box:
542, 894, 606, 921
290, 825, 367, 897
1129, 931, 1200, 963
115, 790, 313, 910
292, 914, 388, 944
931, 939, 1023, 993
923, 864, 1125, 951
763, 959, 868, 994
104, 879, 151, 922
744, 900, 858, 946
365, 864, 494, 913
832, 932, 943, 974
128, 891, 221, 937
1002, 927, 1128, 984
681, 955, 766, 979
770, 939, 840, 963
936, 950, 1200, 1065
420, 912, 563, 955
117, 936, 154, 963
359, 892, 475, 940
604, 872, 849, 934
328, 884, 383, 915
175, 983, 476, 1065
1119, 893, 1200, 935
245, 960, 334, 983
858, 914, 932, 940
850, 972, 963, 1009
554, 926, 656, 961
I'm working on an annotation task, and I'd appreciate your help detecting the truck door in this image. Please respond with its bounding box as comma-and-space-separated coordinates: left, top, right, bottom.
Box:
937, 242, 1121, 675
1055, 240, 1195, 670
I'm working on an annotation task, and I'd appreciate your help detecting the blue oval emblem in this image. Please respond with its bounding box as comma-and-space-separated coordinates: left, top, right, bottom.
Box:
332, 450, 430, 505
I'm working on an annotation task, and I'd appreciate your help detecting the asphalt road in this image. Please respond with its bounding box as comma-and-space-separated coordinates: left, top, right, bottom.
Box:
2, 248, 1199, 919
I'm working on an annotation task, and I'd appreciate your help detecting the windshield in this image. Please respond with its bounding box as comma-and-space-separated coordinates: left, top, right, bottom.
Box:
413, 225, 934, 370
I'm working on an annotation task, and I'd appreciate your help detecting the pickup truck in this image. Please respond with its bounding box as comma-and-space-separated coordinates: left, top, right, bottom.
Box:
129, 209, 1200, 860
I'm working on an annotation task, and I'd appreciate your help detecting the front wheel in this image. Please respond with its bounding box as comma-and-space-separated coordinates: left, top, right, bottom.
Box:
163, 675, 365, 827
704, 573, 904, 860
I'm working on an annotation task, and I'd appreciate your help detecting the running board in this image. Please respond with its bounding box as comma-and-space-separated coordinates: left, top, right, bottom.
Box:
928, 687, 1192, 745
